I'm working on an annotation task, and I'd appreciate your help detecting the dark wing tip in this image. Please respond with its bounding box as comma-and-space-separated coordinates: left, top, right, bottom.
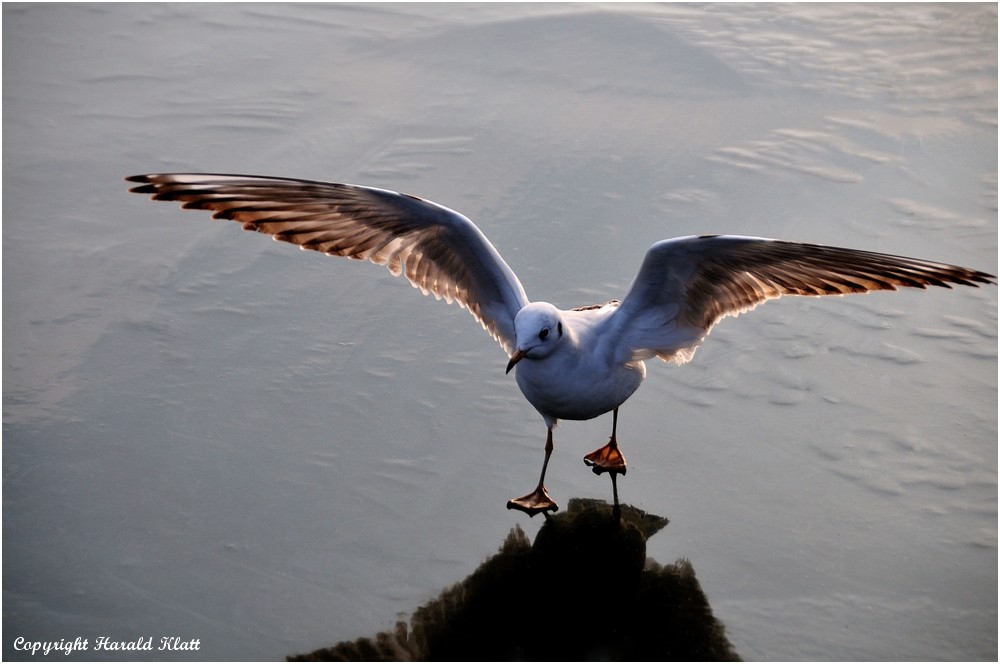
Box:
125, 174, 157, 194
972, 271, 998, 286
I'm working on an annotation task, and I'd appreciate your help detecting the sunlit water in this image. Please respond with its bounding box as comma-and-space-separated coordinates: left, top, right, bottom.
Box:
3, 3, 996, 661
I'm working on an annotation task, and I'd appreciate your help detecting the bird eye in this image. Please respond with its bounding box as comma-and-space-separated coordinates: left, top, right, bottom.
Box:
538, 328, 549, 340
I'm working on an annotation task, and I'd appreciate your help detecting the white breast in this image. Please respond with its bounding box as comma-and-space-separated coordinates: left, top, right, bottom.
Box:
514, 348, 646, 423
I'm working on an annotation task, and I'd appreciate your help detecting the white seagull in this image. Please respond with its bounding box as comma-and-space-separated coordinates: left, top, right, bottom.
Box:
127, 173, 996, 516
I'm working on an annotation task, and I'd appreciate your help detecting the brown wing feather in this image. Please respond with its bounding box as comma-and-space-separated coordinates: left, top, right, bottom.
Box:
609, 234, 995, 364
126, 173, 529, 351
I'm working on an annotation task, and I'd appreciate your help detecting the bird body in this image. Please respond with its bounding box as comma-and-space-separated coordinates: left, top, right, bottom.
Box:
510, 302, 646, 426
126, 173, 996, 515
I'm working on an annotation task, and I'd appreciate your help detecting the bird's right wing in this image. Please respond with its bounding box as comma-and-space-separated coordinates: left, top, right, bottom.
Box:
127, 174, 530, 353
601, 235, 996, 365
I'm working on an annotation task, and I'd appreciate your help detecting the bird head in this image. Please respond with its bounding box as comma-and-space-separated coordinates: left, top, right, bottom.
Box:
506, 302, 564, 374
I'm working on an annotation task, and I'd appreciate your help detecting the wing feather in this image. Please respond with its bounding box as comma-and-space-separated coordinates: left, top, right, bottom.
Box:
126, 173, 529, 352
605, 234, 996, 364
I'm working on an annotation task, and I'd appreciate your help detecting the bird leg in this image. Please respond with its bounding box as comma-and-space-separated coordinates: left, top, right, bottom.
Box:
583, 408, 628, 476
507, 428, 559, 516
584, 408, 627, 518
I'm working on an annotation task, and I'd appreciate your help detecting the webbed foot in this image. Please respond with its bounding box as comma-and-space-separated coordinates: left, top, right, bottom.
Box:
583, 439, 628, 476
507, 485, 559, 516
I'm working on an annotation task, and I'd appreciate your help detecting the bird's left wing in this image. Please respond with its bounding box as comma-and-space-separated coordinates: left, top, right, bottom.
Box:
127, 174, 529, 352
601, 234, 996, 365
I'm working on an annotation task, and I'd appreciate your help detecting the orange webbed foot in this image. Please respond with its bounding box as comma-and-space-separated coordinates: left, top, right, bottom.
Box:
583, 439, 627, 476
507, 485, 559, 516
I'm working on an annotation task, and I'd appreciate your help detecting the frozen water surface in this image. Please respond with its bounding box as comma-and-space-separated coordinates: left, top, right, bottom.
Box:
3, 3, 996, 661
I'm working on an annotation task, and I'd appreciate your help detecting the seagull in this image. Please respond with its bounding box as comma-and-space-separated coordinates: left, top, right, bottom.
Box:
126, 173, 997, 517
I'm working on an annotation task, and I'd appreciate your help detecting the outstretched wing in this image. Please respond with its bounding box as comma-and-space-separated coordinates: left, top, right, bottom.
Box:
603, 234, 996, 365
126, 173, 529, 353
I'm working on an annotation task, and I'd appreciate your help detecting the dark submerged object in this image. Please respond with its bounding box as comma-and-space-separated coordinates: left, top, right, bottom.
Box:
288, 499, 739, 661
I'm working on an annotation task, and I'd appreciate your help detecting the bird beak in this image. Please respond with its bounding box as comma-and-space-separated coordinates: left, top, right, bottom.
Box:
506, 348, 528, 374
